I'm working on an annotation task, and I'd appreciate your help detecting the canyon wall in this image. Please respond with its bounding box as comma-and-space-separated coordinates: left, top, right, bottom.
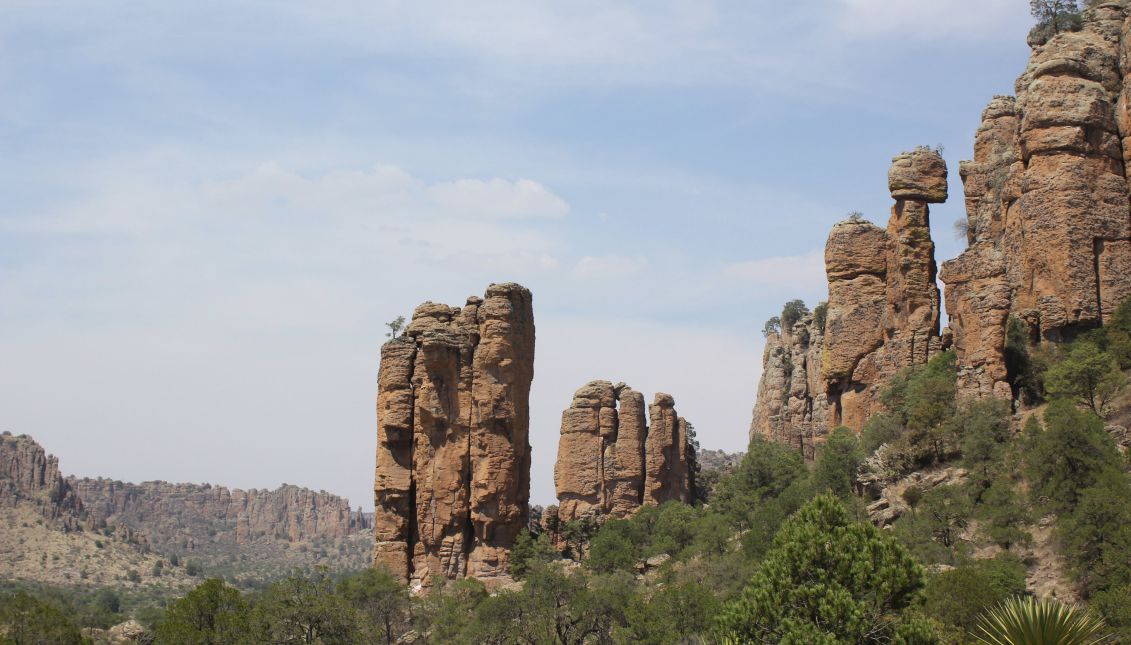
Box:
750, 148, 947, 452
373, 282, 535, 588
0, 431, 369, 554
943, 1, 1131, 399
553, 381, 694, 525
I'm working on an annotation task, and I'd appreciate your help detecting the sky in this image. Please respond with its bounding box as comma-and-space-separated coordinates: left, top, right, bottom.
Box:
0, 0, 1036, 509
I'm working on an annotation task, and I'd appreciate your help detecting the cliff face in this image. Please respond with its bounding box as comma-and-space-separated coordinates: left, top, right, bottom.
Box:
750, 149, 947, 450
553, 381, 693, 524
69, 479, 369, 548
0, 432, 82, 526
373, 282, 535, 589
943, 2, 1131, 399
0, 431, 370, 577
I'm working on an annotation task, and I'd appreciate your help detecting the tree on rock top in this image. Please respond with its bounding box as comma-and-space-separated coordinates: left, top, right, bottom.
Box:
713, 494, 937, 644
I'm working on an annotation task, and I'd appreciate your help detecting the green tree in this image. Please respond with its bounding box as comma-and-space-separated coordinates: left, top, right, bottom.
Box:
337, 568, 409, 645
156, 578, 249, 645
616, 581, 719, 645
714, 495, 936, 644
763, 316, 782, 337
1044, 341, 1126, 415
1059, 471, 1131, 596
0, 592, 84, 645
1026, 400, 1124, 511
385, 315, 406, 339
923, 555, 1027, 636
812, 301, 829, 333
250, 570, 363, 644
781, 299, 810, 330
811, 426, 863, 499
413, 577, 488, 643
1107, 296, 1131, 369
510, 529, 559, 579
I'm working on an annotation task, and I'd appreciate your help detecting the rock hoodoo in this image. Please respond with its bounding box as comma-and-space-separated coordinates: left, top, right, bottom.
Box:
373, 283, 535, 588
943, 2, 1131, 400
750, 148, 947, 451
552, 381, 694, 525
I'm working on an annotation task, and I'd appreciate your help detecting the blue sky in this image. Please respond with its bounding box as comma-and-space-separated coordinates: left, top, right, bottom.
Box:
1, 0, 1034, 508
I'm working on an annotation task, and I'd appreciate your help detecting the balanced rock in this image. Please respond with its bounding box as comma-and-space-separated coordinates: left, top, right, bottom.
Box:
373, 283, 535, 589
751, 149, 946, 448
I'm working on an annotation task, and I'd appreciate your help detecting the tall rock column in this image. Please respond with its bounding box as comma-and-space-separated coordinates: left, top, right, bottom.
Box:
553, 383, 692, 524
943, 3, 1131, 400
373, 283, 534, 588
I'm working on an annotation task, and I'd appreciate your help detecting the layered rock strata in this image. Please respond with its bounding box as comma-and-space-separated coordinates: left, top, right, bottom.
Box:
750, 148, 947, 448
373, 283, 535, 588
553, 382, 694, 524
943, 2, 1131, 399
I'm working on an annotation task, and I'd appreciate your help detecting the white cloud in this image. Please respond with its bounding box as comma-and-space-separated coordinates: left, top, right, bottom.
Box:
722, 248, 826, 292
429, 178, 569, 219
573, 254, 649, 279
835, 0, 1029, 39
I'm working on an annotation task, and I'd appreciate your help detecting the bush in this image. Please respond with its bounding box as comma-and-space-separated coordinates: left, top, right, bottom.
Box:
924, 555, 1027, 635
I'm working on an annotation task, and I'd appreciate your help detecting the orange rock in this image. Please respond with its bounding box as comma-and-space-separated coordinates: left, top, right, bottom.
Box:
373, 283, 534, 588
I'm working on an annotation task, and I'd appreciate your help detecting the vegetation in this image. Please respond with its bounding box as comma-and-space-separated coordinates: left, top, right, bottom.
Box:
974, 596, 1106, 645
714, 495, 935, 644
384, 315, 406, 339
6, 297, 1131, 644
1028, 0, 1083, 44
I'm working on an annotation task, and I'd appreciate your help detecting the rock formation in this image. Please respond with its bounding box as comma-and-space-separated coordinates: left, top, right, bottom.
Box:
750, 315, 830, 458
943, 2, 1131, 400
553, 382, 694, 524
0, 432, 82, 526
70, 479, 369, 546
373, 283, 535, 588
0, 431, 369, 564
750, 148, 947, 450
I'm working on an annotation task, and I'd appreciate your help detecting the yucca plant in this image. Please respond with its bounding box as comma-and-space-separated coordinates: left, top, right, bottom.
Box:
973, 596, 1107, 645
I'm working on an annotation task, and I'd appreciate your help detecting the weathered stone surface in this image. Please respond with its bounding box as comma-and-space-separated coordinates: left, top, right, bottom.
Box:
943, 4, 1131, 401
373, 283, 534, 588
749, 316, 830, 459
553, 383, 694, 525
0, 432, 82, 525
888, 148, 948, 203
751, 149, 947, 447
71, 479, 368, 546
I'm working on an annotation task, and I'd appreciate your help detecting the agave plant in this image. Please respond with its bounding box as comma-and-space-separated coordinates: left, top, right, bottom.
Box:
973, 596, 1107, 645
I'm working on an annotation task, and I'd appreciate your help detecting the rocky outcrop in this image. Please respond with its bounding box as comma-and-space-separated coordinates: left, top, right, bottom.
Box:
373, 283, 535, 589
70, 479, 368, 547
749, 316, 830, 458
826, 148, 946, 430
0, 432, 82, 526
943, 3, 1131, 400
750, 148, 947, 449
553, 382, 694, 524
0, 431, 368, 557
